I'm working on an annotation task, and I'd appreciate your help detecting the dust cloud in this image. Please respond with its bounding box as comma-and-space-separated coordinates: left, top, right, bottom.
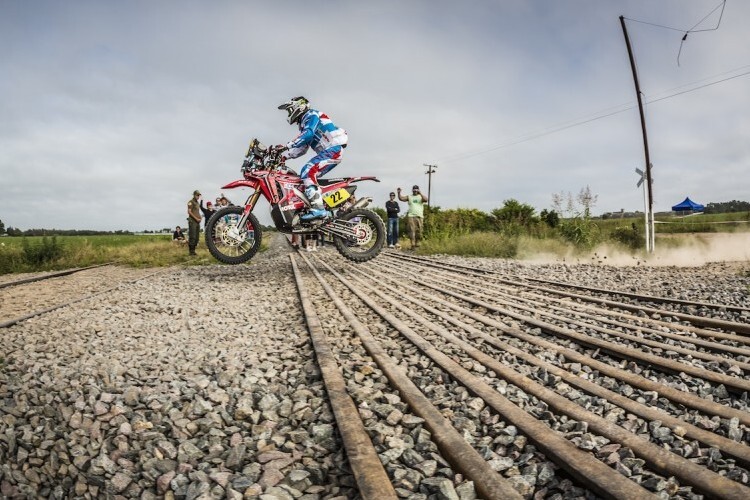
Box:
522, 233, 750, 268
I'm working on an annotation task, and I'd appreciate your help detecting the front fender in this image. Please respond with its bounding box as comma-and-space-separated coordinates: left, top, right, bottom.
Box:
221, 179, 259, 190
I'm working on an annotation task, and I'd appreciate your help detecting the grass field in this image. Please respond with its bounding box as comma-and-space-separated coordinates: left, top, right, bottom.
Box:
0, 234, 259, 274
597, 212, 750, 233
3, 211, 748, 274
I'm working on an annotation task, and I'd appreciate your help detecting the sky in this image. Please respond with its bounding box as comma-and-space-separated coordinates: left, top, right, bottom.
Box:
1, 0, 748, 231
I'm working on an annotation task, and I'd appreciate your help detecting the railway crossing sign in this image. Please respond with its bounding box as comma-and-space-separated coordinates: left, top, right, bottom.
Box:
635, 167, 644, 188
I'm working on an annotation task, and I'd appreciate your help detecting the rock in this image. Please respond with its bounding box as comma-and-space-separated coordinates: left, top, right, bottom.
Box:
422, 477, 460, 500
123, 387, 141, 406
178, 441, 203, 463
508, 475, 536, 497
157, 471, 176, 494
158, 440, 178, 460
488, 456, 514, 472
209, 471, 231, 488
259, 468, 285, 489
415, 460, 438, 477
185, 480, 210, 500
224, 445, 248, 472
310, 424, 333, 441
258, 394, 280, 411
455, 481, 477, 500
235, 396, 254, 420
110, 472, 132, 493
90, 453, 117, 475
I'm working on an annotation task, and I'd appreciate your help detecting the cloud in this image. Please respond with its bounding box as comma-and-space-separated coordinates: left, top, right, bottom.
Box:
1, 0, 748, 231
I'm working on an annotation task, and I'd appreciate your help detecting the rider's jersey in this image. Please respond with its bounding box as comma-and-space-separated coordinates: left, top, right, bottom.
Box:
286, 108, 348, 159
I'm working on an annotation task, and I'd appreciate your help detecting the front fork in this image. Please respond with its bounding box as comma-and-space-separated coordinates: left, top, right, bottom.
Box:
236, 189, 261, 233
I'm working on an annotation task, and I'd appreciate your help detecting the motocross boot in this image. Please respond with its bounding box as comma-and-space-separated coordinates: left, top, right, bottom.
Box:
301, 185, 328, 221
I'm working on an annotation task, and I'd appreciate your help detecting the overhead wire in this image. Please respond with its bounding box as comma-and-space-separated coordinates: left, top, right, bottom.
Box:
625, 0, 727, 66
435, 65, 750, 165
435, 3, 735, 165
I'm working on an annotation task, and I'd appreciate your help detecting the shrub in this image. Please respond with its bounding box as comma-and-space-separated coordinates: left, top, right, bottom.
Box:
21, 236, 65, 266
559, 219, 600, 249
610, 225, 643, 249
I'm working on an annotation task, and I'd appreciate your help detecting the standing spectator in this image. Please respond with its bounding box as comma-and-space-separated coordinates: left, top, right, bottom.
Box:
172, 226, 186, 245
397, 185, 428, 250
187, 190, 202, 256
200, 200, 216, 228
385, 192, 401, 248
217, 194, 231, 207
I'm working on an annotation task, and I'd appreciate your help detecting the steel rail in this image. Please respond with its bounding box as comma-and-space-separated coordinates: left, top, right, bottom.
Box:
511, 287, 750, 359
416, 261, 750, 349
524, 276, 750, 315
366, 261, 750, 426
513, 280, 750, 337
386, 252, 750, 315
411, 265, 750, 369
342, 265, 750, 499
415, 270, 750, 393
377, 258, 750, 393
345, 263, 750, 469
295, 253, 522, 500
385, 252, 750, 336
0, 262, 114, 290
315, 259, 655, 500
511, 286, 750, 347
0, 268, 171, 329
289, 255, 396, 499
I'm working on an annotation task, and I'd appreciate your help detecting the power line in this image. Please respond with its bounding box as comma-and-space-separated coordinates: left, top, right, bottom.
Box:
624, 1, 727, 66
436, 66, 750, 164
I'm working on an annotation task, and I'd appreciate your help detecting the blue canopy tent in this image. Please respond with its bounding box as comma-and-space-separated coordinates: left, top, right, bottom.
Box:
671, 197, 704, 213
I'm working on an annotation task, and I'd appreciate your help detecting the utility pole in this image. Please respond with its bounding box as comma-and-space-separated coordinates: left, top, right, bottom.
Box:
423, 164, 437, 207
620, 15, 655, 253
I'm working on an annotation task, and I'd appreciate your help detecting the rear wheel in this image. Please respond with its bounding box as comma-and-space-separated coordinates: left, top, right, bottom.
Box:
205, 207, 262, 264
333, 208, 385, 262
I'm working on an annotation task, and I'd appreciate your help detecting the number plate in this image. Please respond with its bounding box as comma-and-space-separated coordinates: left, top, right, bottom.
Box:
323, 188, 351, 208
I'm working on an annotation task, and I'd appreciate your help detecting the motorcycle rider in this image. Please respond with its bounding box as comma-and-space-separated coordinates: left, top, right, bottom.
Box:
278, 96, 348, 221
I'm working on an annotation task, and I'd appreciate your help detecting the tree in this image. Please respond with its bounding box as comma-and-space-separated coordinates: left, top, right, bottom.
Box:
704, 200, 750, 214
491, 199, 537, 226
0, 219, 5, 235
371, 206, 387, 223
539, 209, 560, 228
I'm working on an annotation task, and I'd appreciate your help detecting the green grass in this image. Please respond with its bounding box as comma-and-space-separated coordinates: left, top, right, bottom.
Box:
595, 212, 750, 234
0, 234, 267, 275
410, 232, 518, 258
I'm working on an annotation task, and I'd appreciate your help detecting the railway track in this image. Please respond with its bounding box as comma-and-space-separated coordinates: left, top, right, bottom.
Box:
290, 246, 750, 499
0, 264, 164, 328
0, 240, 750, 499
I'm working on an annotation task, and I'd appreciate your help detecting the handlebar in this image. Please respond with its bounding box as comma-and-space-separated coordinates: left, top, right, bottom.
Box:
241, 140, 287, 174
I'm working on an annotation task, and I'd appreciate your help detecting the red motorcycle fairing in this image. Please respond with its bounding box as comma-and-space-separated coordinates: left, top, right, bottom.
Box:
221, 179, 260, 190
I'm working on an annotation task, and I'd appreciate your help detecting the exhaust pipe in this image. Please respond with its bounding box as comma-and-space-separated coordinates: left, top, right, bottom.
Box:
351, 197, 372, 210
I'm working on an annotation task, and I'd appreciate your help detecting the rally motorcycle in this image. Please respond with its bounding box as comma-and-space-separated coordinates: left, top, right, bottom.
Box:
205, 138, 385, 264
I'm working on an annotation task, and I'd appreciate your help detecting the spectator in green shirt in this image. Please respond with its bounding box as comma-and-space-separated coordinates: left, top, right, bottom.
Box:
397, 185, 428, 249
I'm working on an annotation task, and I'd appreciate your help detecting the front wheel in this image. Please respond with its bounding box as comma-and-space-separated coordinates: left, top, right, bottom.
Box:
205, 207, 262, 264
333, 208, 386, 262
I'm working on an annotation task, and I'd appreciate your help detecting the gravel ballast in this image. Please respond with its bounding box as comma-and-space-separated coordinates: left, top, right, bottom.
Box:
1, 239, 748, 498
